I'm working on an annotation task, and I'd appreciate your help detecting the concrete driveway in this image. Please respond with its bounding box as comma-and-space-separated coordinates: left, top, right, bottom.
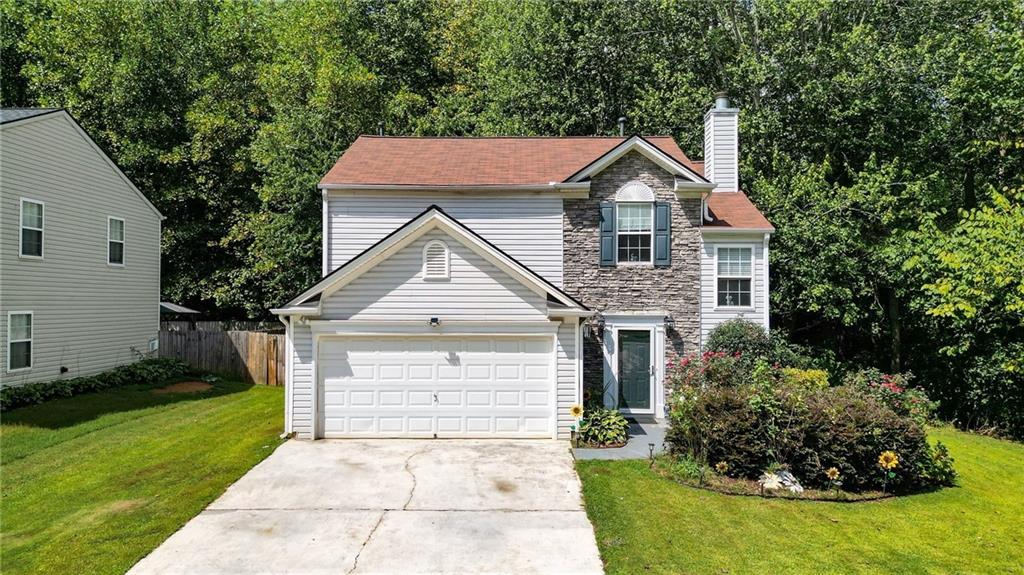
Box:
128, 440, 603, 574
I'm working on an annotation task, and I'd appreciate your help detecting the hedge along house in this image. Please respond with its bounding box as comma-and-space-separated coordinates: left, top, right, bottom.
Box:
0, 109, 163, 386
273, 95, 773, 440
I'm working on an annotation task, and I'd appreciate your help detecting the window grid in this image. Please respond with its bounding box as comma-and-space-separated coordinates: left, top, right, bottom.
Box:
108, 218, 125, 265
717, 247, 753, 307
20, 199, 43, 258
8, 312, 32, 371
616, 203, 653, 263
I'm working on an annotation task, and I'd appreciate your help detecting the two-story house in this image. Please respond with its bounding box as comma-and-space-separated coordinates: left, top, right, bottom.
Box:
0, 108, 163, 386
272, 95, 773, 439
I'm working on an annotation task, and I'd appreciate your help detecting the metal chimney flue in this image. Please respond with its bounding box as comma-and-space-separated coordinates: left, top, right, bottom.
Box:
714, 91, 731, 110
377, 121, 384, 136
618, 117, 626, 136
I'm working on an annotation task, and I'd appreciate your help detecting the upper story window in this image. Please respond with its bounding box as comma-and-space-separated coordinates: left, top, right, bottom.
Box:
614, 181, 656, 264
8, 311, 32, 371
19, 199, 44, 258
717, 246, 753, 307
616, 203, 653, 263
108, 217, 125, 266
422, 239, 450, 279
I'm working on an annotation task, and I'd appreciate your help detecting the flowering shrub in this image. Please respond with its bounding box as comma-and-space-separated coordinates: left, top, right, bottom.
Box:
665, 362, 956, 493
843, 368, 938, 426
666, 350, 749, 390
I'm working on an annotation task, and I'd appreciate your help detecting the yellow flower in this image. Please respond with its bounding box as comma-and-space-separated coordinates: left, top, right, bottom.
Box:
715, 461, 729, 474
569, 404, 584, 419
878, 451, 899, 470
825, 467, 840, 481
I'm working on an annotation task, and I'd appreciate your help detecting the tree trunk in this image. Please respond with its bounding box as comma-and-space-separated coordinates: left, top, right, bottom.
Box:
888, 292, 902, 373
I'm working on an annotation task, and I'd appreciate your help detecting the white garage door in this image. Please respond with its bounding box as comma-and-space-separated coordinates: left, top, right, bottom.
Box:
318, 335, 554, 438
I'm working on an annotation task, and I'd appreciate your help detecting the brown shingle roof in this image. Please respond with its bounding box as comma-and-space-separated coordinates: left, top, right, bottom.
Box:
706, 192, 774, 231
320, 136, 701, 187
320, 135, 771, 231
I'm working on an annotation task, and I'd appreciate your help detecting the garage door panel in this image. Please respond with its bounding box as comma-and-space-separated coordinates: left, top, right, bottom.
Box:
318, 335, 554, 438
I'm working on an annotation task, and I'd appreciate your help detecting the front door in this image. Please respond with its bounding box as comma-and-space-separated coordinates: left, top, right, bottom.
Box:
617, 330, 651, 411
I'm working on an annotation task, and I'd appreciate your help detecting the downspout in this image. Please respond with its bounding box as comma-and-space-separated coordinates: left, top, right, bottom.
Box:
277, 315, 293, 438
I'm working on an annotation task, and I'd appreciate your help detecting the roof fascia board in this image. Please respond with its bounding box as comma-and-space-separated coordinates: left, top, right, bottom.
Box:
0, 109, 64, 128
565, 136, 707, 184
675, 178, 716, 199
320, 182, 590, 198
701, 227, 776, 235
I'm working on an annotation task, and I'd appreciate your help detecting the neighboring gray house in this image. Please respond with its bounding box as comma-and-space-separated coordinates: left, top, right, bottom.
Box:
0, 109, 163, 386
273, 95, 773, 440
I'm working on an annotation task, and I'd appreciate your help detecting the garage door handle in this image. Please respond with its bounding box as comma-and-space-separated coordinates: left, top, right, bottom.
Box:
433, 392, 438, 404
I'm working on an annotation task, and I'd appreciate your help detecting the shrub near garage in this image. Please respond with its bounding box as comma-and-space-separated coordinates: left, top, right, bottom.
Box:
578, 408, 630, 447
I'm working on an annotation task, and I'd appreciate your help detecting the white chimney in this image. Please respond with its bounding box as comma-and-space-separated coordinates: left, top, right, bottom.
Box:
703, 92, 739, 192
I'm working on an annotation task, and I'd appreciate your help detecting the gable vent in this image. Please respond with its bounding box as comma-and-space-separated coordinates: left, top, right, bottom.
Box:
422, 240, 450, 279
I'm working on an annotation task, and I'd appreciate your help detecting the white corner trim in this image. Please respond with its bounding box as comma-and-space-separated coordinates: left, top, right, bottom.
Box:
321, 188, 330, 277
763, 233, 771, 330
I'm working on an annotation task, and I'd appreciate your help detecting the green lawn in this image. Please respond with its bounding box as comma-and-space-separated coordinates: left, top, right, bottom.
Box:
1, 379, 284, 575
577, 428, 1024, 574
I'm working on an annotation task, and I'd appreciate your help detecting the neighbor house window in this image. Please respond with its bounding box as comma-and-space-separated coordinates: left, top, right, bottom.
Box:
616, 203, 653, 263
717, 247, 753, 307
8, 312, 32, 371
108, 217, 125, 265
20, 199, 43, 258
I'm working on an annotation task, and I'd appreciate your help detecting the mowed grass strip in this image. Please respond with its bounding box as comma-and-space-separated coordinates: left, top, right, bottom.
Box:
577, 427, 1024, 574
1, 380, 284, 575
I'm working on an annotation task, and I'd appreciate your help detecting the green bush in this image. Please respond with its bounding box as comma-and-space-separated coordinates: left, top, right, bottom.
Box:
0, 358, 189, 411
666, 375, 955, 493
578, 408, 630, 447
705, 319, 772, 360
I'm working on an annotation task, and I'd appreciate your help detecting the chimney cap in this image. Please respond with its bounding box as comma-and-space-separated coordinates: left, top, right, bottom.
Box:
617, 116, 626, 136
714, 92, 732, 110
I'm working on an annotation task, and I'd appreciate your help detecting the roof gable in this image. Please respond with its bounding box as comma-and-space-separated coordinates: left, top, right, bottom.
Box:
565, 136, 710, 185
277, 206, 589, 315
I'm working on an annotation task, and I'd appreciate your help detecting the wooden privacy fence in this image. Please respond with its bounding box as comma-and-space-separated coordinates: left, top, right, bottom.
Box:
159, 330, 285, 386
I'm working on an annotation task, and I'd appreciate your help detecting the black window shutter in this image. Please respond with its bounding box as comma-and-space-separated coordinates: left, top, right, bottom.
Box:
600, 202, 615, 267
654, 202, 671, 267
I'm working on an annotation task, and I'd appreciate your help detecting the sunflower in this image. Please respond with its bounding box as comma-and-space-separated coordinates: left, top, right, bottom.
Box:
878, 450, 900, 470
569, 404, 584, 419
715, 461, 729, 474
825, 467, 841, 481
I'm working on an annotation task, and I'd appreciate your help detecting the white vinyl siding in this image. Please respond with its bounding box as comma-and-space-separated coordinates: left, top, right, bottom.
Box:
108, 217, 125, 265
321, 230, 548, 321
555, 320, 576, 440
0, 113, 161, 386
326, 194, 564, 286
289, 322, 314, 438
700, 235, 768, 345
7, 312, 32, 371
19, 199, 44, 258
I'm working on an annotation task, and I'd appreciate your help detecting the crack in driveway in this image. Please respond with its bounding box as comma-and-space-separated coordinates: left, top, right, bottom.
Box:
401, 445, 430, 510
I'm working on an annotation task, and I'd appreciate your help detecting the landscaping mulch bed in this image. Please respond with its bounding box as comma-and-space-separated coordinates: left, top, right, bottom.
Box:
652, 457, 892, 502
151, 381, 213, 394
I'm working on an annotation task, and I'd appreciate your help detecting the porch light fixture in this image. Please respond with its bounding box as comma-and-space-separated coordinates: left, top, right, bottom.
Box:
664, 315, 675, 330
429, 317, 441, 327
594, 314, 605, 337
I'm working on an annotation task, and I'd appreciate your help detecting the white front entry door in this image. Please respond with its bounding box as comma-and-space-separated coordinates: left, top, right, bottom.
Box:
317, 335, 554, 438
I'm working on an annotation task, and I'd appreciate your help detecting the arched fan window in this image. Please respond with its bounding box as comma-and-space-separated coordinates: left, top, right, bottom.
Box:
422, 240, 450, 279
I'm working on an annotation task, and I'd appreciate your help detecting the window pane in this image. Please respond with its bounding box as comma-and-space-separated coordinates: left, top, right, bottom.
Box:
617, 233, 651, 263
717, 278, 752, 307
109, 219, 124, 241
616, 204, 652, 233
21, 201, 42, 228
717, 247, 752, 276
21, 229, 42, 256
109, 241, 124, 264
10, 314, 31, 340
10, 341, 31, 369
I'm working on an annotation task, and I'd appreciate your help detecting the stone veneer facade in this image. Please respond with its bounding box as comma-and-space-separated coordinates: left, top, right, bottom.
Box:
563, 150, 702, 401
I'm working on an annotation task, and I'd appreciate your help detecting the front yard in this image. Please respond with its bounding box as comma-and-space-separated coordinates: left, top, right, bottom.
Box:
1, 379, 284, 575
578, 427, 1024, 574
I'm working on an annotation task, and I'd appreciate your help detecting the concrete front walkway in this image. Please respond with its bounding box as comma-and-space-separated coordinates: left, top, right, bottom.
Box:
128, 440, 603, 575
573, 421, 668, 461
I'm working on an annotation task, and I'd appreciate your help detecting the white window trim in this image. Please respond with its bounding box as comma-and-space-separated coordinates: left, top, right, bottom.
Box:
421, 239, 450, 280
7, 311, 33, 372
714, 244, 756, 311
614, 202, 655, 265
108, 216, 125, 267
19, 198, 44, 259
